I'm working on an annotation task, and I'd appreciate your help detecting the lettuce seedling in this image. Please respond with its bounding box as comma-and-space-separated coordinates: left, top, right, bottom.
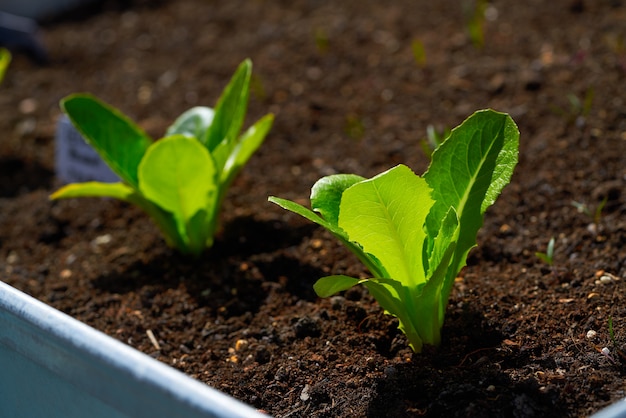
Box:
269, 110, 519, 352
51, 59, 273, 256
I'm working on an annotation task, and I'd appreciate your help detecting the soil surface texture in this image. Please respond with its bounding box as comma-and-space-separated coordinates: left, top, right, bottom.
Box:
1, 0, 625, 417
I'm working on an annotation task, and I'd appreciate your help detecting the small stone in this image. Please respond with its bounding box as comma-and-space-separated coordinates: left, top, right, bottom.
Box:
235, 339, 248, 351
300, 384, 311, 401
6, 251, 18, 264
586, 330, 597, 340
310, 239, 323, 249
600, 275, 614, 285
19, 98, 38, 114
92, 234, 112, 246
330, 296, 345, 310
293, 316, 321, 338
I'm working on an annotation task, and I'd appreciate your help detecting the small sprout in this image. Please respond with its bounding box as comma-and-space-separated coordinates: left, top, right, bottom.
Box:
571, 195, 607, 230
420, 124, 450, 158
463, 0, 488, 48
270, 110, 519, 352
609, 316, 616, 346
571, 200, 589, 215
571, 88, 594, 117
411, 39, 427, 67
0, 48, 10, 85
551, 87, 594, 127
314, 28, 329, 54
595, 196, 608, 225
344, 114, 365, 140
535, 237, 555, 266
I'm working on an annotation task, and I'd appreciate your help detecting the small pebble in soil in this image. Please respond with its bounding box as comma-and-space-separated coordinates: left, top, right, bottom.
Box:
586, 330, 597, 340
235, 339, 248, 351
300, 384, 311, 401
598, 272, 620, 285
6, 251, 18, 264
254, 346, 271, 364
330, 296, 345, 310
91, 234, 112, 246
18, 98, 38, 114
383, 366, 397, 377
293, 316, 321, 338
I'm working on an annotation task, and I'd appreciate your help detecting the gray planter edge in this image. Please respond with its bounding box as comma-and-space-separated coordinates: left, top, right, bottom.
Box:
0, 280, 267, 418
591, 398, 626, 418
0, 0, 98, 21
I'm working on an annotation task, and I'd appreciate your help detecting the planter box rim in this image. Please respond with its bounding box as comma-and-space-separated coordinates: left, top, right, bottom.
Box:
0, 280, 266, 418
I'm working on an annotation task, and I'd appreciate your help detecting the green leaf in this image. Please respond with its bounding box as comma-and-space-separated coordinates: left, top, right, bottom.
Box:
61, 94, 153, 189
0, 48, 10, 85
310, 173, 365, 226
166, 106, 215, 139
204, 59, 252, 153
425, 207, 459, 277
138, 135, 217, 245
339, 164, 434, 287
268, 196, 341, 236
50, 181, 138, 202
185, 209, 212, 255
423, 109, 519, 314
313, 275, 360, 297
412, 241, 457, 346
221, 113, 274, 187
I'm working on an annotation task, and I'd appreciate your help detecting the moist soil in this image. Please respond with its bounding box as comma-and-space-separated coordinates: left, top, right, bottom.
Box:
1, 0, 625, 416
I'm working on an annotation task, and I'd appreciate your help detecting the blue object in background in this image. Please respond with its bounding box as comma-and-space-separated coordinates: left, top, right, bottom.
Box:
55, 115, 121, 184
0, 11, 48, 64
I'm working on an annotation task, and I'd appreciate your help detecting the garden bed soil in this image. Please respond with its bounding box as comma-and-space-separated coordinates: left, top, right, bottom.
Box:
1, 0, 625, 416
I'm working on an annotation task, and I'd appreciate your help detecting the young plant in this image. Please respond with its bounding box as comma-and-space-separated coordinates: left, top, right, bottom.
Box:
535, 237, 555, 266
51, 59, 274, 256
0, 48, 10, 84
420, 124, 450, 158
314, 28, 330, 54
269, 110, 519, 352
464, 0, 488, 48
572, 195, 607, 228
551, 88, 594, 128
411, 39, 426, 67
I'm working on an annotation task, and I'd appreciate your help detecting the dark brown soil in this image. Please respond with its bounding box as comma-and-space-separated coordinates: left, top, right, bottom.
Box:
1, 0, 625, 416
